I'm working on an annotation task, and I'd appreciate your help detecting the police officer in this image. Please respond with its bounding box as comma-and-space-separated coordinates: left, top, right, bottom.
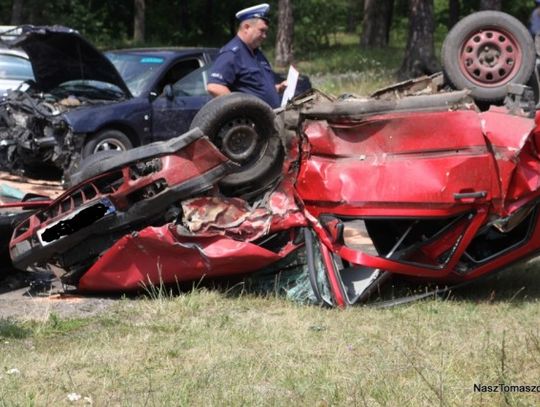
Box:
207, 3, 286, 108
530, 0, 540, 36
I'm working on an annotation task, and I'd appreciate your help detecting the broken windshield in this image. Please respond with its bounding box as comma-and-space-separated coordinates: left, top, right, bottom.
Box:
106, 52, 164, 97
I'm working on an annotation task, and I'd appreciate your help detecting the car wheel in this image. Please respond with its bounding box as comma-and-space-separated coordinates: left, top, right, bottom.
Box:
82, 129, 133, 157
190, 93, 284, 197
441, 11, 535, 102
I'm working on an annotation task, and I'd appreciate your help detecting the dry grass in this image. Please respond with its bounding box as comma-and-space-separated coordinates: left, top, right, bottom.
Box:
310, 69, 397, 98
1, 262, 540, 406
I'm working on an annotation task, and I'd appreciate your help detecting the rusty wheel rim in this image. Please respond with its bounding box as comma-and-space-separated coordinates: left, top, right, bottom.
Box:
459, 27, 522, 87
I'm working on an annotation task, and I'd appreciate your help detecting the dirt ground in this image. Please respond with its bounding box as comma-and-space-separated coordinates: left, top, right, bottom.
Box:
0, 171, 118, 320
0, 170, 64, 199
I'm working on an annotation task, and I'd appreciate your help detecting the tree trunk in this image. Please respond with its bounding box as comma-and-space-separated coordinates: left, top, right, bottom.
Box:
275, 0, 294, 67
479, 0, 502, 10
133, 0, 145, 43
346, 0, 362, 33
28, 0, 44, 24
398, 0, 440, 80
448, 0, 460, 29
179, 0, 190, 34
360, 0, 394, 48
10, 0, 24, 25
205, 0, 215, 41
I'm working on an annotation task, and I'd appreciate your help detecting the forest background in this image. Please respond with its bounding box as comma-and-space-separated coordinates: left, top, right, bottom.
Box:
0, 0, 536, 94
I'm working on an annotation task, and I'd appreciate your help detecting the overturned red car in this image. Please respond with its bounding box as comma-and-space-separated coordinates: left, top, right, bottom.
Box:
5, 79, 540, 307
7, 11, 540, 306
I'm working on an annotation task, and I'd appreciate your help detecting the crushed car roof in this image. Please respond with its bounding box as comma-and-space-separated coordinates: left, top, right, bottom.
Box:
5, 25, 131, 95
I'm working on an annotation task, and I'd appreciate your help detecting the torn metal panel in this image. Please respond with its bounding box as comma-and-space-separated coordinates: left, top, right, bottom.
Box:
77, 182, 308, 291
370, 73, 446, 100
479, 107, 536, 210
297, 110, 499, 209
506, 141, 540, 202
181, 196, 273, 241
9, 133, 234, 272
78, 225, 288, 292
180, 181, 306, 241
299, 90, 475, 121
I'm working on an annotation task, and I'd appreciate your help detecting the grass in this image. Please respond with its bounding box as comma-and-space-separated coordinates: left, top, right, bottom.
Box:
0, 261, 540, 405
272, 29, 451, 96
268, 33, 406, 96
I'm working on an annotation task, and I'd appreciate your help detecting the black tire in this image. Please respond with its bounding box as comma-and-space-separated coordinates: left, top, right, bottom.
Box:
64, 150, 121, 187
441, 11, 535, 102
79, 149, 121, 171
82, 129, 133, 158
190, 93, 283, 196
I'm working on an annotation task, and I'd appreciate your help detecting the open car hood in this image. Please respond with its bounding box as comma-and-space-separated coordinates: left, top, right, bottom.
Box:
8, 25, 131, 96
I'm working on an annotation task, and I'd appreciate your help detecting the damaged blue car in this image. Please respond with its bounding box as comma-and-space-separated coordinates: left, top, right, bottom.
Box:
0, 25, 217, 175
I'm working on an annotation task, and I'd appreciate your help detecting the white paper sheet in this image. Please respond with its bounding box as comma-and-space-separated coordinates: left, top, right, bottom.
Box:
280, 65, 299, 107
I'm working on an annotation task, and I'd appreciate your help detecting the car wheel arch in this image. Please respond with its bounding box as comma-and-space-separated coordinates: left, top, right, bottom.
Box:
86, 123, 141, 149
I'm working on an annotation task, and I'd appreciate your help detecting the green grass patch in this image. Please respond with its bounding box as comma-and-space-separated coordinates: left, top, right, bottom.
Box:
0, 261, 539, 406
267, 28, 451, 96
0, 319, 30, 339
268, 31, 432, 96
295, 43, 404, 95
0, 313, 91, 342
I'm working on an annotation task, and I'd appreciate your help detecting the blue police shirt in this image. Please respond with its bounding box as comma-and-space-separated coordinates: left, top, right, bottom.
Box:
531, 8, 540, 36
208, 36, 280, 108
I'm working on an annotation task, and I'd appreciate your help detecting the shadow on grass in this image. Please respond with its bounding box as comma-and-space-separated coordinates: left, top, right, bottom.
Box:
377, 258, 540, 306
450, 260, 540, 304
8, 259, 538, 311
8, 256, 540, 310
130, 257, 540, 308
0, 319, 31, 339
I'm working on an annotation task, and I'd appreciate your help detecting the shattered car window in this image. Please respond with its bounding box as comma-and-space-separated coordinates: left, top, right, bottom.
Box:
0, 54, 34, 81
106, 52, 164, 97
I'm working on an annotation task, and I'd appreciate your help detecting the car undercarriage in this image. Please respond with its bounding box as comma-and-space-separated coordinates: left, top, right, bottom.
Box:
3, 73, 540, 307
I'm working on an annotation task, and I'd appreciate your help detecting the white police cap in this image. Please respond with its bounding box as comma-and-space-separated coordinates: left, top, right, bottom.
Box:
236, 3, 270, 22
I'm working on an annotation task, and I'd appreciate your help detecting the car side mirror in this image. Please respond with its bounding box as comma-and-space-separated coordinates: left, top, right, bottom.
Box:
163, 84, 174, 101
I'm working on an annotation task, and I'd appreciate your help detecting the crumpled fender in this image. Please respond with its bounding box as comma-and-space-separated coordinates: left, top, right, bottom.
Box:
78, 181, 307, 292
78, 225, 286, 292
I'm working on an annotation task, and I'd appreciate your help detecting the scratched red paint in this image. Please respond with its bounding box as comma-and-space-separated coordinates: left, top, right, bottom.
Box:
9, 91, 540, 306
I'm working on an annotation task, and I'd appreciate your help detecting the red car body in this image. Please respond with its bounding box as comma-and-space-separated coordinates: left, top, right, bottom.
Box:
8, 88, 540, 306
